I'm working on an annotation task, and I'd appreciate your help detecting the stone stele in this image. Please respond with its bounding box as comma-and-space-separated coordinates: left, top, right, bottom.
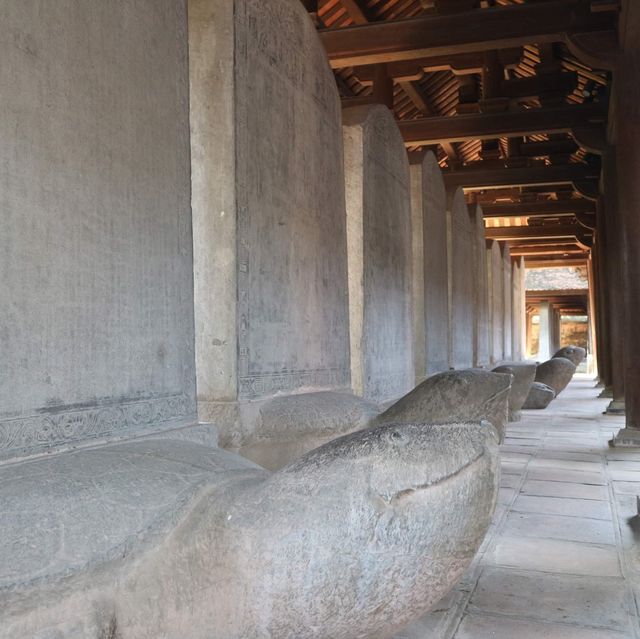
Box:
535, 357, 577, 396
0, 423, 499, 639
554, 346, 587, 367
377, 369, 512, 443
523, 381, 557, 409
492, 362, 537, 422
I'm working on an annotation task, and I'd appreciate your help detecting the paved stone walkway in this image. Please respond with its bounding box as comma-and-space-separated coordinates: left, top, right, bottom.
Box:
397, 376, 640, 639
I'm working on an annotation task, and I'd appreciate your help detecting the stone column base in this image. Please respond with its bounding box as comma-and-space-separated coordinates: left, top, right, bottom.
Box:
610, 428, 640, 448
599, 387, 614, 399
605, 399, 626, 415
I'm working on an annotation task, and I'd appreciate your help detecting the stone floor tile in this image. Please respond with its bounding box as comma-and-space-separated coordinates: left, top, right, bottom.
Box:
609, 461, 640, 471
501, 511, 616, 545
610, 470, 640, 482
521, 479, 608, 501
500, 452, 532, 463
527, 466, 607, 485
500, 474, 521, 489
454, 613, 631, 639
498, 487, 516, 505
483, 536, 621, 576
613, 481, 640, 495
528, 458, 603, 472
469, 567, 629, 630
501, 461, 527, 475
536, 450, 603, 463
511, 494, 612, 520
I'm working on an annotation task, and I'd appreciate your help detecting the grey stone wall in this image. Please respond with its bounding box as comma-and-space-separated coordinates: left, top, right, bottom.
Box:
191, 0, 351, 414
422, 153, 450, 374
343, 105, 413, 402
472, 204, 490, 367
502, 243, 513, 361
487, 240, 504, 364
448, 189, 475, 369
0, 0, 196, 460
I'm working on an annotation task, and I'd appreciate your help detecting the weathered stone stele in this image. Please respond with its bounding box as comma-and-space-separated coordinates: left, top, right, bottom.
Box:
0, 423, 499, 639
422, 152, 450, 374
535, 357, 577, 395
449, 189, 475, 369
487, 240, 505, 364
502, 244, 514, 361
471, 204, 490, 368
190, 0, 351, 439
410, 162, 427, 382
378, 369, 512, 443
343, 105, 414, 403
0, 0, 196, 461
554, 346, 587, 367
512, 257, 526, 360
493, 362, 537, 422
523, 381, 557, 409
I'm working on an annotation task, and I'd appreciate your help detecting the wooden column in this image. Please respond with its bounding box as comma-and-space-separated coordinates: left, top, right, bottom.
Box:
602, 148, 626, 415
612, 47, 640, 441
594, 197, 612, 391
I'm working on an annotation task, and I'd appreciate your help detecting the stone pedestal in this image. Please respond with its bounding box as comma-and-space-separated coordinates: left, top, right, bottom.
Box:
343, 105, 414, 402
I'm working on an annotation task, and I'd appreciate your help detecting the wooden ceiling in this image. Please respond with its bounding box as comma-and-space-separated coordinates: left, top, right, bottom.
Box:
305, 0, 619, 268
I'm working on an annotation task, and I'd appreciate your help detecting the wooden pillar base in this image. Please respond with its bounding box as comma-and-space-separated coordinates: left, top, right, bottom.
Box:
610, 428, 640, 448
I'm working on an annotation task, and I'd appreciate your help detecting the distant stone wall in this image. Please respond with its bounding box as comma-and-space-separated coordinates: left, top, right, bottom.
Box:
0, 0, 196, 460
421, 153, 450, 374
343, 105, 413, 402
448, 189, 475, 369
191, 0, 351, 414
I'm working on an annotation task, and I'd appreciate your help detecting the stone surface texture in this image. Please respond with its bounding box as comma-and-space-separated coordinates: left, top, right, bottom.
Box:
471, 204, 490, 368
554, 346, 587, 367
535, 357, 578, 395
0, 0, 196, 460
493, 362, 537, 421
511, 257, 526, 361
191, 0, 350, 414
422, 152, 450, 374
378, 370, 511, 443
523, 381, 557, 409
343, 105, 414, 403
487, 241, 504, 365
449, 189, 475, 369
0, 422, 499, 639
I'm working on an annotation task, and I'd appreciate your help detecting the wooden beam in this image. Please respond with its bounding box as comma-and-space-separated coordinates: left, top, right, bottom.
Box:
353, 49, 522, 83
444, 164, 600, 190
485, 223, 587, 240
398, 103, 606, 145
500, 72, 578, 100
510, 244, 587, 256
340, 0, 369, 24
482, 199, 595, 217
319, 0, 616, 68
520, 139, 579, 157
525, 257, 589, 268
